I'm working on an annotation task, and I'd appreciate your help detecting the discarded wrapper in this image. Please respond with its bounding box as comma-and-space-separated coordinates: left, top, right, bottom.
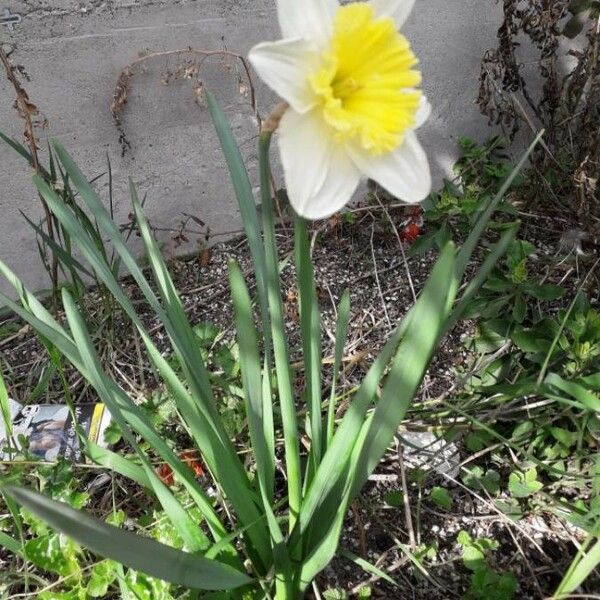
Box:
0, 399, 112, 463
400, 430, 461, 478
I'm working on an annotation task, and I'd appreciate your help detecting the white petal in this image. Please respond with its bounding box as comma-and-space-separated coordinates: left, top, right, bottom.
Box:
370, 0, 415, 29
276, 0, 338, 47
279, 108, 361, 220
249, 39, 321, 113
414, 95, 431, 129
348, 131, 431, 203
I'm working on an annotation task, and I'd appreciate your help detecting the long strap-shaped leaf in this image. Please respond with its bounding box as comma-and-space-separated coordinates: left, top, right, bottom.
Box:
0, 530, 21, 556
304, 135, 540, 514
0, 367, 13, 449
205, 90, 273, 376
2, 278, 211, 553
205, 90, 277, 510
229, 260, 275, 499
295, 217, 323, 475
48, 146, 222, 458
229, 260, 294, 598
31, 165, 269, 565
555, 535, 600, 598
299, 245, 457, 586
61, 289, 210, 553
326, 289, 351, 446
128, 182, 271, 567
444, 223, 519, 335
259, 132, 302, 531
0, 266, 223, 552
2, 485, 252, 591
46, 146, 219, 428
349, 243, 458, 495
455, 131, 543, 280
545, 373, 600, 412
296, 135, 544, 583
85, 443, 151, 489
290, 315, 407, 551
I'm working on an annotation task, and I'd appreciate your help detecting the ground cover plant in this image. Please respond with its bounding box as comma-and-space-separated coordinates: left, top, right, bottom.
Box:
0, 0, 599, 598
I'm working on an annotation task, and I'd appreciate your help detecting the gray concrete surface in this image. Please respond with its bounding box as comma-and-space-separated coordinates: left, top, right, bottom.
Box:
0, 0, 502, 298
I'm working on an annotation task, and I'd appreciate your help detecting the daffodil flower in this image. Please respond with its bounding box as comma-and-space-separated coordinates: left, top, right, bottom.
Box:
249, 0, 432, 220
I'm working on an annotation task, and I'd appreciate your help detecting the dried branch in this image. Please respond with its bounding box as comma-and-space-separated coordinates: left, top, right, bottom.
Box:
478, 1, 600, 224
111, 47, 261, 156
0, 45, 59, 297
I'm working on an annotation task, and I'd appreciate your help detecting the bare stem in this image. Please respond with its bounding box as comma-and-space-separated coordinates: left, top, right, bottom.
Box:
0, 46, 59, 302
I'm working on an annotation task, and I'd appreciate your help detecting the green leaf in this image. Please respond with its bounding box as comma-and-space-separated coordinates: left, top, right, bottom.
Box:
435, 223, 452, 249
298, 244, 459, 585
457, 530, 472, 546
228, 260, 275, 501
522, 283, 566, 301
24, 533, 80, 577
512, 421, 534, 440
582, 372, 600, 390
545, 373, 600, 412
462, 466, 485, 489
462, 468, 500, 495
327, 289, 351, 446
481, 470, 501, 496
430, 487, 453, 510
21, 211, 94, 280
466, 430, 495, 452
484, 276, 514, 292
511, 329, 551, 354
0, 131, 51, 179
445, 224, 519, 333
455, 133, 543, 281
494, 499, 523, 522
512, 294, 527, 324
258, 133, 302, 532
0, 530, 22, 556
0, 368, 13, 446
384, 491, 403, 508
38, 590, 84, 600
508, 468, 543, 498
351, 242, 458, 496
87, 560, 118, 597
462, 544, 485, 571
85, 444, 151, 489
295, 216, 323, 468
338, 547, 398, 588
204, 90, 272, 372
3, 486, 252, 590
31, 146, 264, 563
555, 537, 600, 597
60, 289, 210, 553
550, 427, 576, 448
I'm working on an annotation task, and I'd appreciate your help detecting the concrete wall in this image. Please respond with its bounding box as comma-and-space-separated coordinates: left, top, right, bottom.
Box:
0, 0, 502, 297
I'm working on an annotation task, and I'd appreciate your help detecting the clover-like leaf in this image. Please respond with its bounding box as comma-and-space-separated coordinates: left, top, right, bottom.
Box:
508, 468, 543, 498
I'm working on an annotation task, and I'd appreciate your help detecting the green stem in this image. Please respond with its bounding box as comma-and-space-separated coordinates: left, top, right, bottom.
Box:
259, 132, 302, 532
